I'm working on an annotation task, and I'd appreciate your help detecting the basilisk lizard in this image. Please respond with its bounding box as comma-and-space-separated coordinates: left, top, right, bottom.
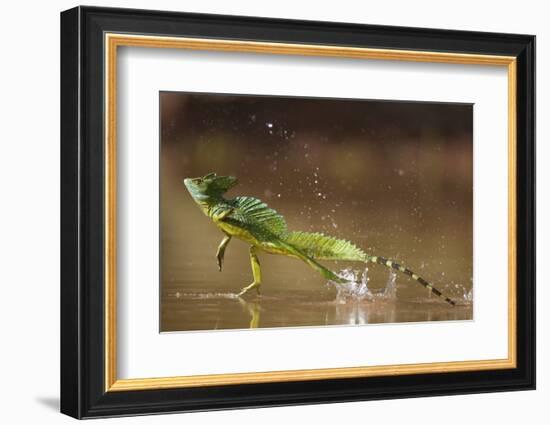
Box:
184, 173, 456, 305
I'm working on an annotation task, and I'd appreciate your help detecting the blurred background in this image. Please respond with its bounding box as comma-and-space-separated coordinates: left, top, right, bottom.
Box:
160, 91, 473, 332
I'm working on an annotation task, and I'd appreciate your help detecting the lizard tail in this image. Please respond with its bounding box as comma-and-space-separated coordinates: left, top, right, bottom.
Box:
283, 231, 456, 306
367, 255, 456, 306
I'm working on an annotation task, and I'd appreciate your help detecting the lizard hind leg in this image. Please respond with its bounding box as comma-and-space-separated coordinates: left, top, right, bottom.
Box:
282, 242, 348, 284
237, 245, 262, 297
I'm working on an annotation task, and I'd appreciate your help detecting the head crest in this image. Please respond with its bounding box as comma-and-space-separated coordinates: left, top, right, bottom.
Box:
183, 172, 238, 199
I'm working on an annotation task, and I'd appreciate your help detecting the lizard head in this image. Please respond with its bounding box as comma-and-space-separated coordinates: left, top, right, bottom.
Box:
184, 173, 238, 201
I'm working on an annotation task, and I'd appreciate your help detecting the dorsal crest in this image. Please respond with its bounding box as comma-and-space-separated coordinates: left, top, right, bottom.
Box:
284, 231, 366, 261
232, 196, 288, 236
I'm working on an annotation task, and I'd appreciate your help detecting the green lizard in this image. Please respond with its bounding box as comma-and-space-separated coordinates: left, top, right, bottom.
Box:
183, 172, 456, 306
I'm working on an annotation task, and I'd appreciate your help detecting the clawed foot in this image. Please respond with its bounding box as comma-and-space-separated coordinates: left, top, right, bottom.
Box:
237, 282, 261, 297
217, 255, 223, 272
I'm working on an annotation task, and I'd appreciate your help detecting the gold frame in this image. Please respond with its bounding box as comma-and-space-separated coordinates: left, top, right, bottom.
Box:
104, 33, 517, 392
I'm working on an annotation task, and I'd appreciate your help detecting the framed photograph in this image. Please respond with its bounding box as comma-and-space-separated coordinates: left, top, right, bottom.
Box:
60, 6, 535, 419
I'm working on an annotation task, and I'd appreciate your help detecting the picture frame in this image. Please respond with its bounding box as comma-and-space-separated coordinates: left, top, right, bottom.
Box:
60, 5, 535, 419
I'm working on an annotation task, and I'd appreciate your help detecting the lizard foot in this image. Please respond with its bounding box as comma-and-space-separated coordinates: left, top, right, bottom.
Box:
237, 282, 261, 297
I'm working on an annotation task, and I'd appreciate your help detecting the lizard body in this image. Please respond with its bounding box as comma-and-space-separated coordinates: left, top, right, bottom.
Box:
184, 173, 456, 306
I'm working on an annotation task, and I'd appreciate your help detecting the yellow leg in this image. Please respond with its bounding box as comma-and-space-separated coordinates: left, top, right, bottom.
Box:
281, 242, 347, 283
238, 246, 262, 296
216, 234, 231, 271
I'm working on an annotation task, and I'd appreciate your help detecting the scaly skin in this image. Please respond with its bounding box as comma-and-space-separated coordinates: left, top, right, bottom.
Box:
184, 173, 456, 306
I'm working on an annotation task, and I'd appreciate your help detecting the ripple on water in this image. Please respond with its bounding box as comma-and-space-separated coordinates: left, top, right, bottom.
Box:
171, 292, 240, 300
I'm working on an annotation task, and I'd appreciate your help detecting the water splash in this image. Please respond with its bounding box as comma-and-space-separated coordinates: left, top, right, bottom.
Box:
463, 287, 473, 303
453, 283, 473, 304
328, 266, 397, 302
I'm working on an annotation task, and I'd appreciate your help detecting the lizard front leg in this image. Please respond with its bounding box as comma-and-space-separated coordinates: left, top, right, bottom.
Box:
216, 234, 231, 271
237, 245, 262, 297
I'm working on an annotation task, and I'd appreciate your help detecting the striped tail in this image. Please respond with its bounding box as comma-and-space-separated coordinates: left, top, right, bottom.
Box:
368, 256, 456, 306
